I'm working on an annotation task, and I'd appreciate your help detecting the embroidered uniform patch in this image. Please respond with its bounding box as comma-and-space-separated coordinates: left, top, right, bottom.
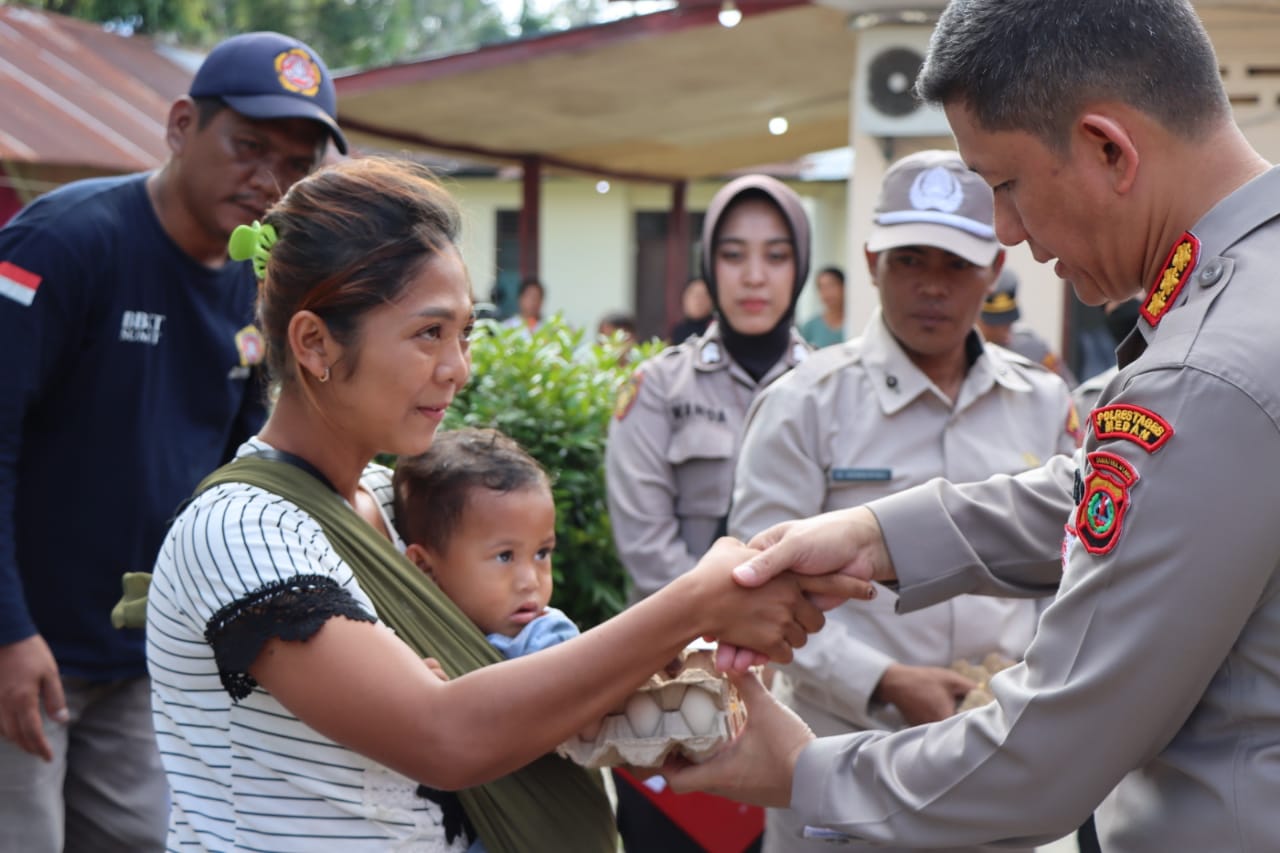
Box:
235, 325, 265, 367
1091, 404, 1173, 453
1141, 232, 1199, 325
614, 373, 642, 421
275, 48, 321, 96
1075, 451, 1139, 555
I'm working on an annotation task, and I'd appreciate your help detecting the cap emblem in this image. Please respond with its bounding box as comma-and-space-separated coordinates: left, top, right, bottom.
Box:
275, 49, 321, 97
908, 167, 965, 213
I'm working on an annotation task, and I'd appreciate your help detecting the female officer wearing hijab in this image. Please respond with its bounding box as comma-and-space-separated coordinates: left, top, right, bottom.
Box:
605, 175, 811, 603
604, 174, 812, 851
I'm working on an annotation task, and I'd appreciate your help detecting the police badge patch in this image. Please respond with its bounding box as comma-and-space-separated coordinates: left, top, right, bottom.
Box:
614, 373, 642, 421
1074, 451, 1139, 555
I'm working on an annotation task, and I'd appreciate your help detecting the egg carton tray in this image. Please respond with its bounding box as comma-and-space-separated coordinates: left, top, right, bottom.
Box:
557, 648, 745, 769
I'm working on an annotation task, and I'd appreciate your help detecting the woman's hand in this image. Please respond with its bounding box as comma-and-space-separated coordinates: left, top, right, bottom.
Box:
683, 537, 870, 666
712, 508, 891, 671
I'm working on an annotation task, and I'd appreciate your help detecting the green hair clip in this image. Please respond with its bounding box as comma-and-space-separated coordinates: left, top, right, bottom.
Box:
228, 220, 278, 281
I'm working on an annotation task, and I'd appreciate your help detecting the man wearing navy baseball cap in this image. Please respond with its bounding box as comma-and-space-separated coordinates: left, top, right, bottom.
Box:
189, 31, 348, 155
0, 31, 343, 852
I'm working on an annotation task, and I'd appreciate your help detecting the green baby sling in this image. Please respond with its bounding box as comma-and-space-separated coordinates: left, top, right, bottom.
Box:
180, 455, 616, 853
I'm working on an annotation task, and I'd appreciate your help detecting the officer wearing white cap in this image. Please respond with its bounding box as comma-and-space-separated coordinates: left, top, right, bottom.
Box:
730, 149, 1078, 853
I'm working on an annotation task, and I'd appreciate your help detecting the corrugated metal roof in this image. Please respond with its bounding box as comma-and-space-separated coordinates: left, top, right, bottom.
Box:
0, 6, 190, 172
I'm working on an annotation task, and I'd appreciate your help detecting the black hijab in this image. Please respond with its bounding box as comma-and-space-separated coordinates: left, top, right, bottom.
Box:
700, 175, 811, 381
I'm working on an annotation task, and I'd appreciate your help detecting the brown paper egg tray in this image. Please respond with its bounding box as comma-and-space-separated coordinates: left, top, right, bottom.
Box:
557, 648, 745, 768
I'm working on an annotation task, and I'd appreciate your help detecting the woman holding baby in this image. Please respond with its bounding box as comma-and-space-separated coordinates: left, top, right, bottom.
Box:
144, 156, 864, 852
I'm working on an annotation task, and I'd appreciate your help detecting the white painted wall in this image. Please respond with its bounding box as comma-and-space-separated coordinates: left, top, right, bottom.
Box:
445, 174, 849, 334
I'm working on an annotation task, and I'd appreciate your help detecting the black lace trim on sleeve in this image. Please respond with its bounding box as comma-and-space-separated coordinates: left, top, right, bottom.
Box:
416, 785, 478, 846
204, 573, 376, 701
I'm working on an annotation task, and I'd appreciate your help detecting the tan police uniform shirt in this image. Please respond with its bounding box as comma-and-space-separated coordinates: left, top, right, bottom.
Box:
732, 311, 1076, 853
605, 321, 808, 602
791, 167, 1280, 853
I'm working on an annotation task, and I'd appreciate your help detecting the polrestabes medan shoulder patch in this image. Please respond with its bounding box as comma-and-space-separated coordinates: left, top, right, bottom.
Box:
614, 373, 643, 421
1091, 404, 1173, 452
1141, 232, 1199, 325
1075, 451, 1140, 555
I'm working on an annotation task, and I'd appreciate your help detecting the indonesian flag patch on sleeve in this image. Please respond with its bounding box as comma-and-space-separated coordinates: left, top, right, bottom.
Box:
0, 261, 41, 307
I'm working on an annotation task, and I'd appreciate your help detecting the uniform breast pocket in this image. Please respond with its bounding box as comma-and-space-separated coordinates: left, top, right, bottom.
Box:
668, 423, 736, 518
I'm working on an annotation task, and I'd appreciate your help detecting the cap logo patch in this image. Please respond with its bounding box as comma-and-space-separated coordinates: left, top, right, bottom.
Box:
1074, 451, 1138, 555
1141, 232, 1198, 326
1091, 404, 1172, 453
984, 292, 1016, 314
275, 49, 321, 97
908, 167, 965, 213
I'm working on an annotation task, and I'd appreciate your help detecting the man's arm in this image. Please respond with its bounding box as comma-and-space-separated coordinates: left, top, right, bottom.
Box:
0, 219, 88, 758
672, 369, 1279, 847
873, 456, 1072, 612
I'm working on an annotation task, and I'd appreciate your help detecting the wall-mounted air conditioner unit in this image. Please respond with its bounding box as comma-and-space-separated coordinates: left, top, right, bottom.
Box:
855, 25, 951, 138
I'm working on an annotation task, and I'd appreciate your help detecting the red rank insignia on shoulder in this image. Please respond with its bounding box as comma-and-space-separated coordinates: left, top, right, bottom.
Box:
1065, 402, 1082, 446
1141, 232, 1199, 326
1091, 404, 1173, 453
1075, 451, 1139, 555
614, 372, 643, 421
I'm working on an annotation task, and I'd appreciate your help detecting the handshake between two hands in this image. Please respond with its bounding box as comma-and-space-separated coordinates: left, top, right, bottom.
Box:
701, 505, 889, 674
641, 506, 890, 807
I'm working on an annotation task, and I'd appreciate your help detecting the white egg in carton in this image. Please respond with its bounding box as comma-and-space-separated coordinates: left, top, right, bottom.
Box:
557, 647, 745, 768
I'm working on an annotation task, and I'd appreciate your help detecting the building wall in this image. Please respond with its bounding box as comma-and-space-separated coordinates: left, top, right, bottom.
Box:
446, 175, 848, 335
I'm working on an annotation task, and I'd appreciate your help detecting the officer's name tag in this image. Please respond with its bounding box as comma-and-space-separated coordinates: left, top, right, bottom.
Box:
830, 468, 892, 482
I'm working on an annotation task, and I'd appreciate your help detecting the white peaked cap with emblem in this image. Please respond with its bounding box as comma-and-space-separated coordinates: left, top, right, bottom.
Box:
865, 149, 1000, 266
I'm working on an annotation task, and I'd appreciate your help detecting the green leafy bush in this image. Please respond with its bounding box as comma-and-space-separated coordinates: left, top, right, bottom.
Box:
442, 316, 663, 629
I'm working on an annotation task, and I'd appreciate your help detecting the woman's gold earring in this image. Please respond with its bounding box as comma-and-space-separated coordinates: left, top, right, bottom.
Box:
319, 365, 331, 383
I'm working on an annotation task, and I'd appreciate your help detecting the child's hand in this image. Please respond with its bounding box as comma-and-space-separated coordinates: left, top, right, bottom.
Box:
423, 658, 449, 681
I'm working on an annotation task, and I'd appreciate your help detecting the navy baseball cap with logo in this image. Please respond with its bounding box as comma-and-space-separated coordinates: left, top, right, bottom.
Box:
189, 32, 348, 154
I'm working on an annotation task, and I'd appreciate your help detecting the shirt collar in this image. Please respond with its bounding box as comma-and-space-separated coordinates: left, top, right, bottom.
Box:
859, 310, 1033, 415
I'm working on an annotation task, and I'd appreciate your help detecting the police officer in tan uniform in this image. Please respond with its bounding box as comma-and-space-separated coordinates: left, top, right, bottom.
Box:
663, 3, 1280, 852
731, 150, 1077, 853
606, 175, 810, 603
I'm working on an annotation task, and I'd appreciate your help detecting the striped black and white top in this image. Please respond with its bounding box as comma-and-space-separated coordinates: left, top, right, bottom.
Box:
146, 438, 466, 853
